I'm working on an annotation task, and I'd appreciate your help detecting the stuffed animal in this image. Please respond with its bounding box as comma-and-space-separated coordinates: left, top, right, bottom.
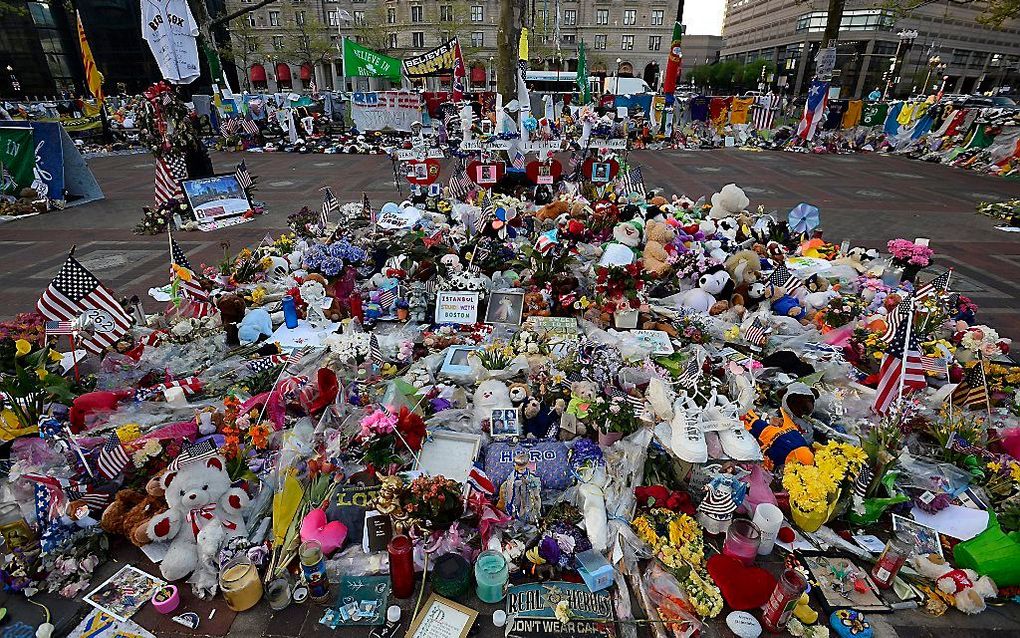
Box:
642, 220, 676, 278
146, 455, 249, 597
560, 380, 595, 440
832, 246, 880, 274
767, 283, 807, 321
804, 273, 830, 294
101, 471, 168, 547
238, 308, 274, 344
69, 389, 133, 432
911, 554, 997, 615
678, 272, 722, 313
804, 289, 839, 317
608, 220, 643, 256
524, 291, 551, 317
473, 379, 513, 427
216, 294, 247, 346
745, 411, 813, 471
725, 249, 762, 286
522, 396, 564, 440
709, 184, 749, 220
508, 382, 531, 407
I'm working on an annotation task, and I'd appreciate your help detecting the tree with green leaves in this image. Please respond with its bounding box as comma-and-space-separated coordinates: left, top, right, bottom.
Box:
886, 0, 1018, 27
221, 19, 265, 90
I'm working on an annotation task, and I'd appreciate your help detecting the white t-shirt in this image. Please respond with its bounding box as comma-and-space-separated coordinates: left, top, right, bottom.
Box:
141, 0, 200, 84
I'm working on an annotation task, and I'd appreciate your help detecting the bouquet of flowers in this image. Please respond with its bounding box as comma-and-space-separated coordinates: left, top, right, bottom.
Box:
354, 405, 426, 469
674, 253, 719, 286
588, 394, 641, 435
325, 331, 372, 363
594, 262, 646, 312
302, 239, 368, 278
288, 206, 321, 238
405, 475, 464, 530
783, 442, 867, 532
954, 323, 1010, 360
887, 238, 934, 268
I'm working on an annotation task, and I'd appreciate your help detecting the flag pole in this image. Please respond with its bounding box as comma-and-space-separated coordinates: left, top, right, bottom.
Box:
895, 296, 916, 410
979, 352, 992, 420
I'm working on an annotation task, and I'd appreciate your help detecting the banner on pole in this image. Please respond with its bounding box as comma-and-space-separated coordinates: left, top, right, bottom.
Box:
402, 38, 460, 77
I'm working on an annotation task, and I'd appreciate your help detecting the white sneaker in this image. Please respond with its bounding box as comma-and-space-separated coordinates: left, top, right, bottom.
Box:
667, 398, 707, 463
718, 423, 763, 461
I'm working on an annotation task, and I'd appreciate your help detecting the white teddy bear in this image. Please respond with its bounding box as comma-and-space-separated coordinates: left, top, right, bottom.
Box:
709, 184, 750, 220
911, 553, 997, 615
146, 455, 249, 597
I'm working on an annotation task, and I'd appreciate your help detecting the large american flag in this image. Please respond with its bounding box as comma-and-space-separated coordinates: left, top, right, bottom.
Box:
797, 80, 829, 142
321, 187, 340, 229
37, 254, 131, 355
752, 94, 777, 131
234, 160, 253, 191
154, 153, 188, 208
873, 311, 926, 414
620, 166, 646, 197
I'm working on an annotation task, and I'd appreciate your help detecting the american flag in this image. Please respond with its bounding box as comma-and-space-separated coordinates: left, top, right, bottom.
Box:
873, 312, 926, 414
620, 166, 646, 197
752, 94, 777, 130
369, 334, 383, 364
36, 254, 132, 355
234, 160, 253, 191
321, 187, 340, 229
448, 162, 472, 199
879, 298, 912, 345
168, 438, 219, 471
135, 376, 203, 401
676, 358, 701, 390
951, 363, 989, 411
154, 153, 187, 208
45, 321, 75, 336
286, 347, 308, 367
246, 354, 288, 374
510, 149, 526, 171
97, 432, 131, 479
377, 285, 397, 309
797, 80, 829, 141
169, 234, 209, 302
66, 480, 113, 513
363, 192, 376, 225
915, 271, 951, 302
239, 117, 260, 136
920, 355, 947, 373
219, 117, 238, 137
768, 263, 804, 295
744, 316, 769, 347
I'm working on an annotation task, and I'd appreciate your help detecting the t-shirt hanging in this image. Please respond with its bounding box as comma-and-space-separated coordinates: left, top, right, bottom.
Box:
141, 0, 200, 84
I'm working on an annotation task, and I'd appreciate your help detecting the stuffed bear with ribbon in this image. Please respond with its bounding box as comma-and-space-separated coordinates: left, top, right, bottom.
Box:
146, 454, 249, 597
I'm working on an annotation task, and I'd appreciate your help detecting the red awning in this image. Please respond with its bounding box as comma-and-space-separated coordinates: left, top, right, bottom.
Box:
250, 64, 266, 83
470, 65, 486, 83
300, 63, 312, 81
276, 63, 292, 82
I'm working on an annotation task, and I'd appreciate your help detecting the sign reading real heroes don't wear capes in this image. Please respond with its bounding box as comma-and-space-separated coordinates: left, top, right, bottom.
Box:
506, 582, 616, 638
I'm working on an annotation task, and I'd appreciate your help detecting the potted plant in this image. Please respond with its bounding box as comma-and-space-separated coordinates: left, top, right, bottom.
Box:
588, 394, 641, 446
594, 262, 647, 330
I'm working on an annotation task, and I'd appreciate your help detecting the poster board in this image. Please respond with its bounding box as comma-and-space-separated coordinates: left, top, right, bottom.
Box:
351, 91, 422, 132
506, 582, 616, 637
182, 174, 252, 223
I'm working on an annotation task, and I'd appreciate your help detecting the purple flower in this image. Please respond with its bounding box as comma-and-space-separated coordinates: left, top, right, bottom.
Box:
539, 536, 561, 565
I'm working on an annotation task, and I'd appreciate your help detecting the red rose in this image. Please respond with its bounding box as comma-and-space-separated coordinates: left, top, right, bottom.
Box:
635, 485, 669, 508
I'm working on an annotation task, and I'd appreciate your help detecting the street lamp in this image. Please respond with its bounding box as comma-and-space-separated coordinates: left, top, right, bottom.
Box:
615, 57, 622, 93
882, 29, 917, 100
922, 54, 941, 96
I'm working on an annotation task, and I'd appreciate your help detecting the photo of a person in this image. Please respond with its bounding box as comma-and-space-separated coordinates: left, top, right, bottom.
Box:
479, 165, 496, 184
484, 292, 524, 325
490, 409, 520, 438
592, 162, 611, 184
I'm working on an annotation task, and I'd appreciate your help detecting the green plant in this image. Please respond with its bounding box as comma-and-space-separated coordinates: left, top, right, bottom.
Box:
0, 339, 76, 428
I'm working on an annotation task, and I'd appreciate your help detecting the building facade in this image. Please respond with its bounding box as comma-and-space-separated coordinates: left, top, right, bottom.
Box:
722, 0, 1020, 98
224, 0, 679, 94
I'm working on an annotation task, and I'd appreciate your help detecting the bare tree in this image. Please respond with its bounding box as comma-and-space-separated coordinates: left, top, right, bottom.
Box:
281, 13, 337, 84
221, 19, 265, 90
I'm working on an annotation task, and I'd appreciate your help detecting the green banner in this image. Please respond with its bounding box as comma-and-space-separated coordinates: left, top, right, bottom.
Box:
343, 39, 402, 82
576, 40, 590, 105
0, 128, 35, 195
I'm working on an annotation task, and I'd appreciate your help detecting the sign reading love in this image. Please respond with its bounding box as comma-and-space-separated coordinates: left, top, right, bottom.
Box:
405, 158, 441, 185
466, 161, 506, 186
581, 157, 619, 184
525, 159, 563, 185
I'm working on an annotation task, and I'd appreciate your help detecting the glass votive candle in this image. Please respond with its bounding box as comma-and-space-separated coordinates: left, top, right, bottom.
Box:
474, 550, 509, 603
388, 535, 415, 599
723, 518, 761, 566
219, 555, 263, 612
752, 503, 784, 555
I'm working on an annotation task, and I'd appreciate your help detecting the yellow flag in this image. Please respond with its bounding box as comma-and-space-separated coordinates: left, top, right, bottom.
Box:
519, 28, 529, 62
76, 11, 104, 103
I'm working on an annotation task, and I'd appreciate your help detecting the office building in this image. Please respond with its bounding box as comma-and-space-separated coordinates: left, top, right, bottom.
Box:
722, 0, 1020, 98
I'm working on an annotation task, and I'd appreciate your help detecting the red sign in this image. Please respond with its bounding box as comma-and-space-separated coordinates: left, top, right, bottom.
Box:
525, 159, 563, 185
466, 161, 506, 186
405, 159, 441, 185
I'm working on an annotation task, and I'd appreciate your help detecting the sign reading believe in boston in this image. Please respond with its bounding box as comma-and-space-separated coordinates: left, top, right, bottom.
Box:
402, 38, 460, 77
506, 582, 616, 638
342, 39, 402, 82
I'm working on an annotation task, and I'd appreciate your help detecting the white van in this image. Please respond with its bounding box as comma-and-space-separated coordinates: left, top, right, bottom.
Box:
602, 76, 653, 95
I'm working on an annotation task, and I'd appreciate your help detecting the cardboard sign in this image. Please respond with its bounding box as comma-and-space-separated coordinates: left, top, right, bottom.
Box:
405, 159, 441, 185
435, 291, 479, 324
466, 161, 505, 186
525, 160, 562, 185
506, 582, 616, 637
581, 157, 619, 183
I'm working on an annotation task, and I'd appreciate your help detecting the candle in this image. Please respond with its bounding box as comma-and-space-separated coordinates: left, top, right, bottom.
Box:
752, 504, 784, 555
219, 557, 263, 612
388, 535, 415, 599
299, 540, 330, 602
474, 550, 509, 603
723, 519, 761, 566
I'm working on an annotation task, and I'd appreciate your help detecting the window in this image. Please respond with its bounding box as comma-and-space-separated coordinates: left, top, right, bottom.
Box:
651, 10, 663, 25
246, 13, 257, 26
290, 0, 303, 4
412, 31, 424, 47
648, 35, 661, 51
327, 10, 338, 25
389, 33, 398, 48
268, 10, 280, 26
623, 9, 635, 25
411, 5, 422, 22
440, 5, 453, 21
795, 8, 894, 33
562, 33, 576, 44
354, 10, 364, 25
471, 5, 483, 21
621, 35, 634, 50
272, 35, 284, 49
387, 8, 395, 23
563, 9, 576, 25
594, 34, 607, 50
471, 31, 484, 47
295, 10, 305, 25
596, 9, 608, 25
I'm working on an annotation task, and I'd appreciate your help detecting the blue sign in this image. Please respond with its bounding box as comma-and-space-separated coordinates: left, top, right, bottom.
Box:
29, 122, 64, 200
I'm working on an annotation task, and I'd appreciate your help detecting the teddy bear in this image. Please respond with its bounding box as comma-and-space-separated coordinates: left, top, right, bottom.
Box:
216, 294, 247, 346
709, 184, 749, 220
607, 220, 643, 257
299, 279, 328, 326
146, 455, 249, 597
725, 249, 762, 287
767, 282, 807, 322
522, 396, 565, 440
473, 379, 513, 428
832, 246, 881, 274
803, 289, 839, 318
642, 220, 676, 278
508, 382, 531, 408
238, 308, 274, 344
560, 380, 595, 440
911, 554, 997, 615
524, 291, 551, 317
101, 470, 168, 547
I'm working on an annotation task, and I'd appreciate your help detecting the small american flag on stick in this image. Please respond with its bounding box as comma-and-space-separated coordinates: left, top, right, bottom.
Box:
154, 153, 187, 208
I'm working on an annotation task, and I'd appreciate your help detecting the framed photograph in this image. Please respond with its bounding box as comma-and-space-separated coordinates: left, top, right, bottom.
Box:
891, 514, 944, 557
490, 408, 521, 440
478, 164, 497, 185
440, 345, 478, 377
407, 594, 478, 638
84, 565, 164, 622
803, 555, 889, 613
416, 431, 483, 486
181, 174, 251, 222
591, 162, 611, 184
537, 164, 553, 185
413, 163, 429, 180
484, 291, 525, 326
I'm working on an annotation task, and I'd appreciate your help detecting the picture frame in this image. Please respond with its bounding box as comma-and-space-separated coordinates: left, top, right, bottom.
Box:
84, 565, 165, 622
407, 593, 478, 638
440, 345, 478, 377
891, 514, 944, 557
490, 408, 521, 440
803, 555, 890, 613
478, 164, 497, 185
484, 291, 525, 326
415, 430, 483, 484
591, 162, 611, 184
181, 174, 252, 222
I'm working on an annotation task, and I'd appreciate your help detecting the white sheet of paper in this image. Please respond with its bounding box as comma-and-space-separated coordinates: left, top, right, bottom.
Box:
140, 541, 170, 563
599, 243, 635, 266
59, 350, 89, 373
148, 286, 172, 302
853, 534, 887, 554
775, 528, 815, 552
910, 505, 989, 540
270, 319, 339, 350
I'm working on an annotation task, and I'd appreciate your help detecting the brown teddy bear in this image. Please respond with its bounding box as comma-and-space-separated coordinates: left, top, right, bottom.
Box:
535, 199, 568, 221
101, 470, 168, 547
643, 220, 676, 278
524, 291, 551, 318
216, 294, 247, 346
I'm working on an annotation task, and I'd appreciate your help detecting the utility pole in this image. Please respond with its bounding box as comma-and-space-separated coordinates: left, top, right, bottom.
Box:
821, 0, 845, 53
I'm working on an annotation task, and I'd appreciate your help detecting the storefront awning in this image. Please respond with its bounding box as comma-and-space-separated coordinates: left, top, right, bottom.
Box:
300, 64, 312, 81
250, 64, 266, 83
276, 63, 292, 82
470, 65, 486, 83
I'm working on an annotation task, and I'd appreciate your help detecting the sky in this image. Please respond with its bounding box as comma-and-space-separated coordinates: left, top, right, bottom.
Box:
684, 0, 727, 36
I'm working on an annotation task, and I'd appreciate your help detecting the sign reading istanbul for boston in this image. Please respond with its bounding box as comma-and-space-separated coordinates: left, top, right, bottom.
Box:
402, 38, 460, 77
351, 92, 422, 132
435, 291, 479, 325
506, 582, 615, 637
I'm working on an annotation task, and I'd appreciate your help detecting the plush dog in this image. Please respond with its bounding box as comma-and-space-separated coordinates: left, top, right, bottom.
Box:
911, 554, 997, 615
101, 471, 168, 547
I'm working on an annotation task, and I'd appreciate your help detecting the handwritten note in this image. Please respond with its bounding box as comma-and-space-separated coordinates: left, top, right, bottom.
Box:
407, 595, 477, 638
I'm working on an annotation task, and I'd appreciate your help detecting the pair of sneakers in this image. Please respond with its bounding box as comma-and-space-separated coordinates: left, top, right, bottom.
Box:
664, 393, 762, 463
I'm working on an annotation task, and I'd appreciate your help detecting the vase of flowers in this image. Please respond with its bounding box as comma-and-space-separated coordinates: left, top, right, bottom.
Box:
595, 263, 646, 328
613, 308, 640, 330
589, 394, 641, 446
782, 442, 867, 532
887, 239, 934, 283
